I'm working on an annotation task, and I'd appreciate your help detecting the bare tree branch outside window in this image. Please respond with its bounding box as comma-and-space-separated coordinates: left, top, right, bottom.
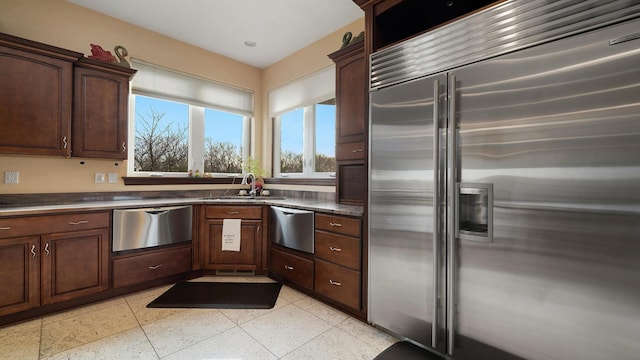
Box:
134, 107, 188, 172
204, 139, 243, 173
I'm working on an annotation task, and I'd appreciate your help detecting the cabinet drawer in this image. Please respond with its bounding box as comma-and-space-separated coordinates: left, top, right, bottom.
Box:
270, 248, 313, 290
314, 259, 360, 310
315, 213, 361, 237
0, 211, 110, 239
336, 142, 365, 161
314, 231, 360, 270
113, 246, 192, 288
204, 206, 262, 220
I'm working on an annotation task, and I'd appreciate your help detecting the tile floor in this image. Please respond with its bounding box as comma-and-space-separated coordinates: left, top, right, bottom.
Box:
0, 276, 398, 360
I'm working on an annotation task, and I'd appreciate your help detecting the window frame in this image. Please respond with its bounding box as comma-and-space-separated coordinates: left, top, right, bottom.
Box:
272, 98, 336, 178
127, 94, 252, 177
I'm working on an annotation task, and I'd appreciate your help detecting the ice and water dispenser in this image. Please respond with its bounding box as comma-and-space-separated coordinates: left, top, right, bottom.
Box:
456, 183, 493, 243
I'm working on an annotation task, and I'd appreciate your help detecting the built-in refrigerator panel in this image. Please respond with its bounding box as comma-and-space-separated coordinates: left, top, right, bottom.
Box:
369, 73, 447, 350
449, 18, 640, 360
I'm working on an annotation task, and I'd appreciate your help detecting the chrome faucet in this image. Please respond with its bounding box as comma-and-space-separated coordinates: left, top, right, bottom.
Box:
241, 172, 256, 198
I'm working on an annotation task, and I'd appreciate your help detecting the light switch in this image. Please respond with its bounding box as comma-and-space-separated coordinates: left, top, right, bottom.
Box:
95, 173, 105, 184
108, 173, 118, 183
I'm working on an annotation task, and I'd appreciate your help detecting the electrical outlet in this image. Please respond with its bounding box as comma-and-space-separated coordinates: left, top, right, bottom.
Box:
95, 173, 105, 184
4, 171, 19, 184
108, 173, 118, 183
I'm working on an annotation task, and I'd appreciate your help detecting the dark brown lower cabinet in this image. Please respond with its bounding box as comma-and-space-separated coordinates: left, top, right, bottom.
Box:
0, 211, 111, 316
113, 245, 192, 288
201, 205, 264, 271
314, 259, 361, 310
41, 228, 110, 305
269, 211, 364, 315
0, 236, 39, 317
204, 221, 259, 268
270, 247, 314, 290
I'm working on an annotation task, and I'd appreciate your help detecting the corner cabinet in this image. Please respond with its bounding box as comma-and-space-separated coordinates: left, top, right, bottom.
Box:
0, 211, 110, 316
73, 58, 136, 159
201, 205, 264, 272
0, 33, 81, 156
328, 39, 367, 205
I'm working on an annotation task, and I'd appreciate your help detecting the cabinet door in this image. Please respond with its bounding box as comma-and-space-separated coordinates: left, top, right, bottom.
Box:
332, 41, 366, 144
0, 237, 39, 316
315, 259, 361, 310
73, 64, 131, 159
203, 220, 259, 269
0, 46, 73, 156
41, 228, 110, 305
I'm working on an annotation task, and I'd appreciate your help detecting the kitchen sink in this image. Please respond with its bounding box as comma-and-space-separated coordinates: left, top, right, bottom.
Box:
200, 196, 286, 201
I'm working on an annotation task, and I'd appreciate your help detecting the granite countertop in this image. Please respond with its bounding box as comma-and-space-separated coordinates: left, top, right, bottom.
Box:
0, 196, 364, 217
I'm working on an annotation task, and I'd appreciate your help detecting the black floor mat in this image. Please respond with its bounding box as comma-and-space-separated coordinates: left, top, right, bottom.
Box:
147, 281, 282, 309
374, 341, 445, 360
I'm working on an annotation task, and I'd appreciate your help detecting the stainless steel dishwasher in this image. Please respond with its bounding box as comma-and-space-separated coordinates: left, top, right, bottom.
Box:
112, 205, 192, 252
270, 206, 314, 254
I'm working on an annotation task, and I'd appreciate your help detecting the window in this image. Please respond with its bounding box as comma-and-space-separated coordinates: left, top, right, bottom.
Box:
203, 108, 249, 174
273, 99, 336, 177
133, 96, 189, 172
269, 66, 336, 178
128, 60, 253, 176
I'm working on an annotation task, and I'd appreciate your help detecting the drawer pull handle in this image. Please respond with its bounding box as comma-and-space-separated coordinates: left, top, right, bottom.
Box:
63, 136, 68, 149
148, 264, 164, 270
31, 245, 36, 258
68, 220, 89, 225
284, 265, 294, 270
227, 211, 240, 215
329, 247, 342, 252
352, 148, 364, 153
329, 222, 342, 227
0, 226, 11, 230
329, 280, 342, 286
122, 142, 127, 153
44, 242, 50, 256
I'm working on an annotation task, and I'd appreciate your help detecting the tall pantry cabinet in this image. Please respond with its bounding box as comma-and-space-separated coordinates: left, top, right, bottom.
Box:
328, 39, 367, 205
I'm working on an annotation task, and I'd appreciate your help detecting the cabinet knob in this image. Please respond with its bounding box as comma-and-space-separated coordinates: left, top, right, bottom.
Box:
30, 244, 37, 258
122, 142, 126, 153
284, 265, 294, 270
62, 136, 68, 149
44, 242, 50, 256
329, 280, 342, 286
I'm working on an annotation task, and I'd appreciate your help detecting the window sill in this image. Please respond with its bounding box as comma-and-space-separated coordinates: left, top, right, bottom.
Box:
123, 177, 238, 185
122, 177, 336, 186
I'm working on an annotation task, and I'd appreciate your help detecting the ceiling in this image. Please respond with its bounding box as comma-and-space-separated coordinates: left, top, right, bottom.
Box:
66, 0, 364, 68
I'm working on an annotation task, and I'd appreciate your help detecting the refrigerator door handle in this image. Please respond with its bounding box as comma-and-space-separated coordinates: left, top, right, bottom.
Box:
432, 78, 440, 349
447, 74, 457, 356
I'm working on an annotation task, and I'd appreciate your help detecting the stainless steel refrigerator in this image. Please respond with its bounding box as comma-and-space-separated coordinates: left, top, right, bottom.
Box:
368, 2, 640, 359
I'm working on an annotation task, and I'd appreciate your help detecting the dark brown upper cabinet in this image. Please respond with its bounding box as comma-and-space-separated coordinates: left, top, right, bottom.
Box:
0, 32, 136, 160
0, 33, 81, 157
73, 58, 136, 159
